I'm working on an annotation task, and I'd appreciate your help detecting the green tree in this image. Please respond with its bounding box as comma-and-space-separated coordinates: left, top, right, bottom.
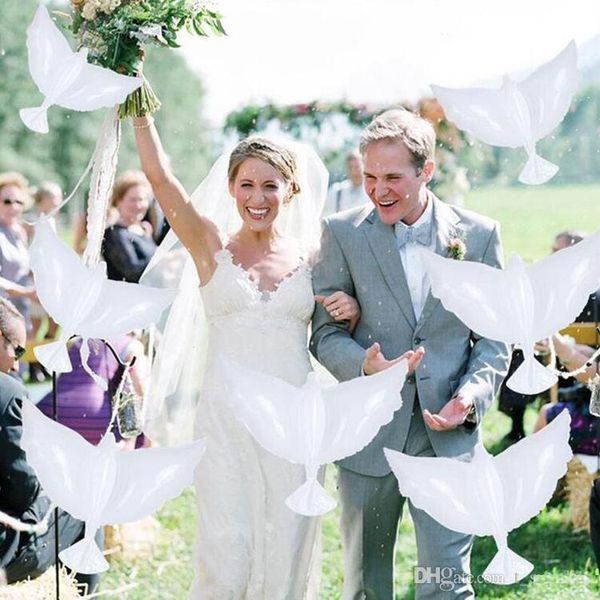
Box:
0, 0, 213, 215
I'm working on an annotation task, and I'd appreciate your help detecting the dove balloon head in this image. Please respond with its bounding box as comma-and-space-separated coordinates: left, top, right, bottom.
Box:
360, 109, 435, 226
227, 138, 300, 234
0, 298, 26, 374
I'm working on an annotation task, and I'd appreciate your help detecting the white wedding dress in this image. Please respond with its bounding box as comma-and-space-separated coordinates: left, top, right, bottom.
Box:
187, 246, 321, 599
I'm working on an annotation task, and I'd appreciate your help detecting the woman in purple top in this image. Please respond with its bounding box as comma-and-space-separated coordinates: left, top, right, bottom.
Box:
36, 335, 147, 448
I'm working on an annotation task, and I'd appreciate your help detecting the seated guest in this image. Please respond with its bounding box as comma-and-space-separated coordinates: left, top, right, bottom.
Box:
533, 334, 599, 455
0, 299, 99, 594
102, 171, 156, 283
499, 229, 598, 444
36, 334, 147, 449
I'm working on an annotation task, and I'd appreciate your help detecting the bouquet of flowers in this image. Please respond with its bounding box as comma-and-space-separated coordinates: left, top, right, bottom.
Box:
68, 0, 225, 117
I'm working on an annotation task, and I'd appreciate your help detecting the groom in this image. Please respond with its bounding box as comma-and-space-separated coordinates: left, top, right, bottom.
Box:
310, 109, 510, 599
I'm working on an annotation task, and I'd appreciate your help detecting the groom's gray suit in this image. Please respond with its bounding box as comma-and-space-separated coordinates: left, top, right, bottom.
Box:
310, 195, 510, 599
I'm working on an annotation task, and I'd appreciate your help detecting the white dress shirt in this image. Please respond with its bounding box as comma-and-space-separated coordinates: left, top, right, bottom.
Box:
395, 198, 435, 320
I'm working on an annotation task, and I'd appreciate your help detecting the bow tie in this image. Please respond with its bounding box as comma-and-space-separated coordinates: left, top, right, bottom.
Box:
395, 221, 432, 248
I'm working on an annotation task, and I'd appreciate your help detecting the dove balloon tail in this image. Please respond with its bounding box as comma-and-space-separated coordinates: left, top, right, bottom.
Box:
59, 538, 109, 574
285, 478, 337, 516
34, 340, 72, 374
482, 546, 533, 585
506, 354, 557, 395
19, 106, 49, 134
518, 151, 559, 185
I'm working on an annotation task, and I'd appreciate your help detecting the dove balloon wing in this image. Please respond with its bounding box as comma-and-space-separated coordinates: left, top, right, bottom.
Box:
527, 228, 600, 342
30, 218, 98, 327
25, 5, 77, 96
517, 41, 578, 142
103, 439, 206, 524
319, 360, 408, 464
420, 249, 522, 344
384, 448, 492, 536
80, 276, 177, 339
58, 61, 142, 113
431, 83, 523, 148
493, 409, 572, 533
20, 401, 102, 520
219, 358, 307, 463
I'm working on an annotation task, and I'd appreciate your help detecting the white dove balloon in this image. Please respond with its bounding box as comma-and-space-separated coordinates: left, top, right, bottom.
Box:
21, 400, 206, 574
20, 5, 142, 133
420, 228, 600, 394
29, 218, 177, 388
220, 358, 408, 516
432, 41, 577, 185
385, 409, 572, 585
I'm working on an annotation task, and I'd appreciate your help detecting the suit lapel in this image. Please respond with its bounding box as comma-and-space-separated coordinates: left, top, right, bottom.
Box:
364, 211, 417, 328
417, 197, 462, 326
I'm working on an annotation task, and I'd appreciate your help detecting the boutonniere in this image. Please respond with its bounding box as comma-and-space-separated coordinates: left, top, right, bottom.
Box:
447, 233, 467, 260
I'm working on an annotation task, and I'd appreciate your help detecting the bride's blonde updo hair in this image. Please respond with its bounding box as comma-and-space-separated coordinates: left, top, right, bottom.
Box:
227, 137, 301, 201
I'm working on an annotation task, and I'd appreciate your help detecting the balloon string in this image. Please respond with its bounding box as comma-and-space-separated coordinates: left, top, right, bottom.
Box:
101, 339, 137, 440
22, 105, 122, 228
0, 501, 56, 534
547, 336, 600, 380
22, 147, 95, 227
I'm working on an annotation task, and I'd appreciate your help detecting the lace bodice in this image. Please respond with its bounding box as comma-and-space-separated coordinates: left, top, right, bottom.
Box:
199, 248, 314, 386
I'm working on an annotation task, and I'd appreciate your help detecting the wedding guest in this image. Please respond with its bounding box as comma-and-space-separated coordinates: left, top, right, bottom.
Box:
36, 335, 147, 449
0, 173, 36, 327
323, 149, 369, 215
73, 204, 119, 255
33, 181, 62, 224
0, 298, 99, 594
102, 170, 157, 283
531, 333, 600, 567
533, 334, 599, 454
499, 230, 597, 444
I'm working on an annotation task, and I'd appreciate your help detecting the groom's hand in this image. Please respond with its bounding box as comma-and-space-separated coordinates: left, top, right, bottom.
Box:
362, 343, 424, 376
422, 396, 473, 431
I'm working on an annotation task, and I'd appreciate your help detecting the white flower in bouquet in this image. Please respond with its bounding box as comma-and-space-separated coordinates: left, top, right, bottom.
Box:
81, 2, 97, 20
130, 24, 169, 46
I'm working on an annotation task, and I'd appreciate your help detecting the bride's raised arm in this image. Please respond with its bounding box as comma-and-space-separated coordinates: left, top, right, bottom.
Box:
132, 116, 220, 282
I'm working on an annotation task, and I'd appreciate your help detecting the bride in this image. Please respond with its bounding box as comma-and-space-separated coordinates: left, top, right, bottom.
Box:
133, 116, 360, 598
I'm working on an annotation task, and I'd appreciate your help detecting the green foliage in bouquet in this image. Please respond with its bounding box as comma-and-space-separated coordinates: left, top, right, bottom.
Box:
68, 0, 225, 117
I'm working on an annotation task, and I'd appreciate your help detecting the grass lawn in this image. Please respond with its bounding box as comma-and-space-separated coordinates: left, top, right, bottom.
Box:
101, 403, 600, 599
464, 182, 600, 261
100, 182, 600, 598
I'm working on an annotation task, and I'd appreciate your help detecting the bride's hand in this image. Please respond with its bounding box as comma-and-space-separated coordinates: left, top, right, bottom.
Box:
315, 291, 361, 332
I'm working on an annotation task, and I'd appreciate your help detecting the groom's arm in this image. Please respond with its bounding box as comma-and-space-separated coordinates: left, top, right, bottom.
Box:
310, 219, 366, 381
455, 223, 511, 426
